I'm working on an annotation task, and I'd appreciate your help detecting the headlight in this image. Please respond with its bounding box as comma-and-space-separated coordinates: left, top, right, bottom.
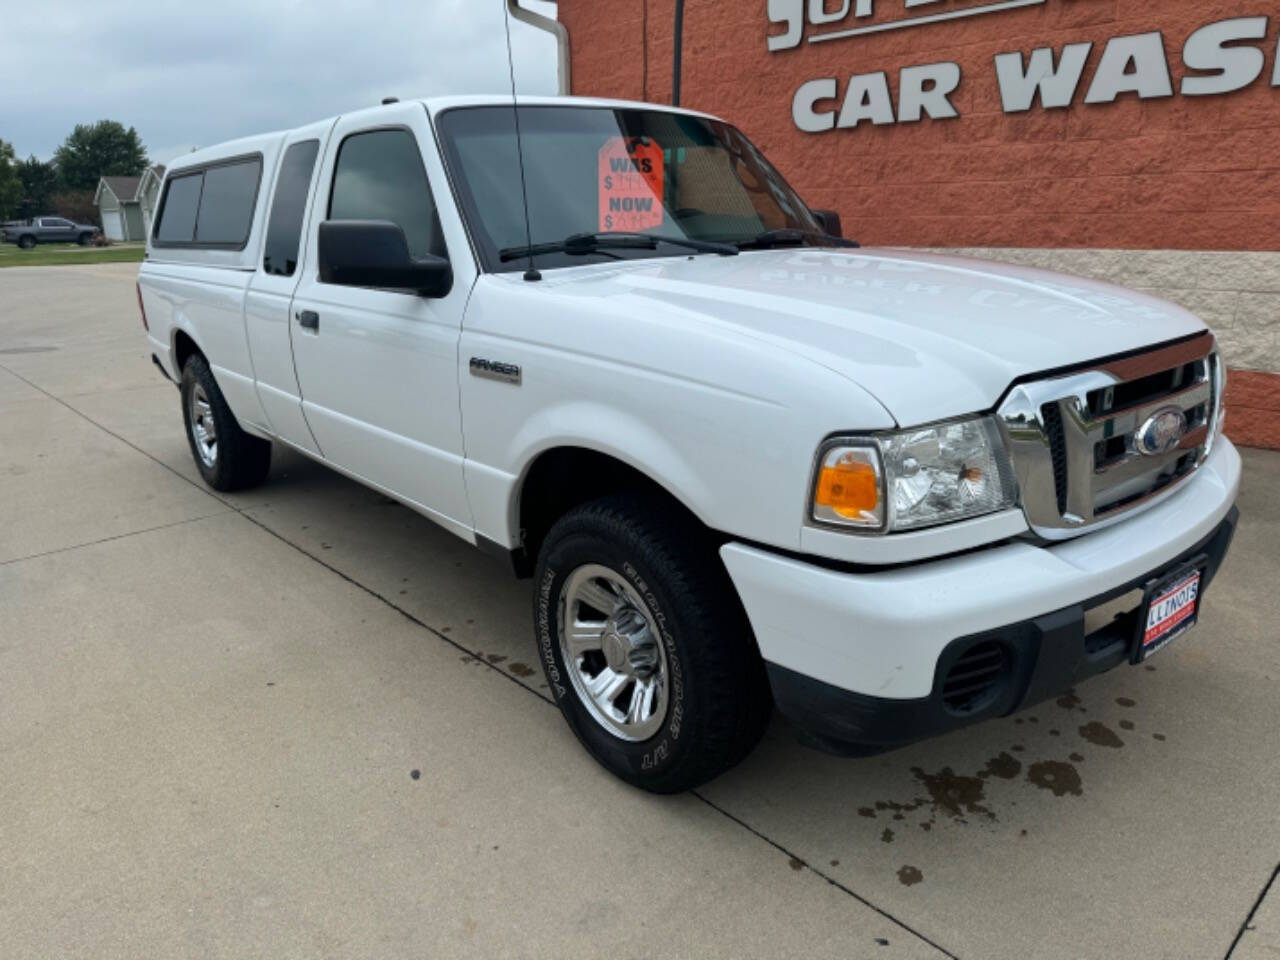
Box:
811, 416, 1016, 533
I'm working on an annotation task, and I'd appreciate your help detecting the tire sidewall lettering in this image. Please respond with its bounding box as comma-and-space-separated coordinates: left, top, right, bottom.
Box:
538, 548, 688, 776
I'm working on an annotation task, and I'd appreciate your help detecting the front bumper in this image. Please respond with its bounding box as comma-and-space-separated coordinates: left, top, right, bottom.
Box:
720, 437, 1241, 755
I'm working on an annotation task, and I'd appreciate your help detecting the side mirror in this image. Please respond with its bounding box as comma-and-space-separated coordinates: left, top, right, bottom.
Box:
318, 220, 452, 298
811, 209, 843, 238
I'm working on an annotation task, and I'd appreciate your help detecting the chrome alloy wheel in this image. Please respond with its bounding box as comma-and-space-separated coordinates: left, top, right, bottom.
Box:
188, 383, 218, 468
558, 564, 669, 742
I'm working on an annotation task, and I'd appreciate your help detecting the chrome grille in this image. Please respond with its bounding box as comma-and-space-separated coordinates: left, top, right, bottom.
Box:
998, 333, 1221, 540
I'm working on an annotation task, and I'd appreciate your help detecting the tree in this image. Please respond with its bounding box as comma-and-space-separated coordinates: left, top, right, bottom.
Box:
17, 155, 57, 218
49, 190, 99, 225
0, 139, 22, 221
54, 120, 148, 191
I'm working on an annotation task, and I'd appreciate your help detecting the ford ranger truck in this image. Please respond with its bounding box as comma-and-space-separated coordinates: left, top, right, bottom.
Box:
137, 96, 1239, 793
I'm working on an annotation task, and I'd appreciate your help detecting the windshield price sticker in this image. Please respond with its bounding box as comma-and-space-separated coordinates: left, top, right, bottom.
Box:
598, 136, 665, 232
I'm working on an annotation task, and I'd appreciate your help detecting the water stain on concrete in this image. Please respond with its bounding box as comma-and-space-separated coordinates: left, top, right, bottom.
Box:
1079, 721, 1124, 748
788, 857, 804, 871
830, 859, 840, 867
897, 865, 924, 886
485, 653, 507, 664
1119, 719, 1135, 731
1116, 697, 1137, 707
507, 662, 536, 678
857, 807, 876, 818
911, 766, 995, 822
881, 828, 894, 843
978, 752, 1022, 780
1026, 760, 1083, 797
1056, 689, 1087, 712
410, 769, 421, 781
1069, 752, 1085, 763
1153, 733, 1167, 742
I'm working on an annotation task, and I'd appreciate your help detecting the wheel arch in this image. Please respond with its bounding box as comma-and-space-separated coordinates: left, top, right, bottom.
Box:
510, 444, 717, 579
171, 327, 203, 376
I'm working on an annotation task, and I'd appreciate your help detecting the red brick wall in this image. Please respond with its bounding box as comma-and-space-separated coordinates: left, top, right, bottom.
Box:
558, 0, 1280, 450
558, 0, 1280, 251
1226, 371, 1280, 449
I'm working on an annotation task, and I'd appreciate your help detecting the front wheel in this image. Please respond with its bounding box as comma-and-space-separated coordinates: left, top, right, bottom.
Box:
533, 495, 770, 793
77, 233, 93, 246
180, 353, 271, 491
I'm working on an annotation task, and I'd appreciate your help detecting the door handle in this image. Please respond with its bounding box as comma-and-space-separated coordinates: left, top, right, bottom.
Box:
296, 310, 319, 332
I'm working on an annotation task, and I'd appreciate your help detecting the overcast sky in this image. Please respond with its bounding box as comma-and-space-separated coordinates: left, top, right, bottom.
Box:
0, 0, 559, 165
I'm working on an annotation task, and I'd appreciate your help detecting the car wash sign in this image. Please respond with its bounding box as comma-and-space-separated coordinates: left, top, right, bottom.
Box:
767, 1, 1280, 132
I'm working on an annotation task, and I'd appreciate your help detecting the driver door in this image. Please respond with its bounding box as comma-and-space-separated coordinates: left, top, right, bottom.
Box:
288, 103, 478, 538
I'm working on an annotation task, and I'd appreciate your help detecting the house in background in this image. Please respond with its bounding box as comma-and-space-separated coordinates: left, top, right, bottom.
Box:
94, 164, 165, 241
137, 164, 165, 236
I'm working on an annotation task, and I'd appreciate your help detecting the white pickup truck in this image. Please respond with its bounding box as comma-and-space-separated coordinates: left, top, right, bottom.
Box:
138, 95, 1239, 793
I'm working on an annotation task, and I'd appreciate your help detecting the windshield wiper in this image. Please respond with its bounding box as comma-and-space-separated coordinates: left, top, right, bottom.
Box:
499, 231, 737, 263
735, 228, 859, 250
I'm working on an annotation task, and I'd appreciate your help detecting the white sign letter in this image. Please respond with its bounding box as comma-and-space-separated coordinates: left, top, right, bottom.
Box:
808, 0, 851, 25
838, 72, 896, 127
1085, 32, 1174, 104
1182, 17, 1268, 96
793, 78, 839, 132
994, 43, 1092, 112
768, 0, 804, 51
898, 62, 961, 122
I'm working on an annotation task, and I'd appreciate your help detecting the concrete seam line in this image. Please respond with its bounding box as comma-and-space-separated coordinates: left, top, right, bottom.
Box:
1224, 861, 1280, 959
231, 507, 559, 707
0, 512, 231, 567
0, 360, 553, 706
1, 360, 960, 950
691, 792, 962, 959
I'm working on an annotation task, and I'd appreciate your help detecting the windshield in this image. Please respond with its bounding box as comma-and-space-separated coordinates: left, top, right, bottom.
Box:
436, 105, 825, 273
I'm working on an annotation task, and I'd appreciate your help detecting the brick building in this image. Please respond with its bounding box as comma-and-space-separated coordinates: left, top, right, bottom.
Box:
554, 0, 1280, 448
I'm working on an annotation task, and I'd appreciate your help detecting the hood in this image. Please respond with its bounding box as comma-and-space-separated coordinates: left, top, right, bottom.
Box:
537, 248, 1207, 426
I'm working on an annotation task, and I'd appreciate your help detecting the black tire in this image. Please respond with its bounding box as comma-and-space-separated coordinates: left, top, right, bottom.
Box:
17, 235, 35, 250
180, 353, 271, 491
533, 495, 771, 793
77, 232, 93, 246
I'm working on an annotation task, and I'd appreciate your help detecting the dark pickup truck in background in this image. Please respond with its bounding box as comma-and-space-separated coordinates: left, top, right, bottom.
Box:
1, 216, 101, 248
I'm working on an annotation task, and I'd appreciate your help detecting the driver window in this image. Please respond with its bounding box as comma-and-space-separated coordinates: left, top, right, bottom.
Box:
328, 129, 446, 261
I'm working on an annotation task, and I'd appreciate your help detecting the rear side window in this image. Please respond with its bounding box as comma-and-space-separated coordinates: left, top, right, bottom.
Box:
153, 155, 262, 248
263, 140, 319, 276
155, 173, 202, 243
195, 159, 262, 245
328, 129, 445, 261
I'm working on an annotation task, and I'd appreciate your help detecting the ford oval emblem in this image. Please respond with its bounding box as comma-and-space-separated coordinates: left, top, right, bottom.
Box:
1135, 406, 1187, 457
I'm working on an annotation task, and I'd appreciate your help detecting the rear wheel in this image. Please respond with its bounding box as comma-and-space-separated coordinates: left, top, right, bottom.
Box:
180, 353, 271, 491
17, 235, 35, 250
533, 495, 770, 793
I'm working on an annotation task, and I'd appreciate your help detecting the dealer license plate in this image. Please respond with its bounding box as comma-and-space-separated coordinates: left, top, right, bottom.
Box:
1135, 566, 1203, 662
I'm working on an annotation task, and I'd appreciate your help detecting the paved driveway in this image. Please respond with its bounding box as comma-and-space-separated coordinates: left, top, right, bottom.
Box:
2, 263, 1277, 959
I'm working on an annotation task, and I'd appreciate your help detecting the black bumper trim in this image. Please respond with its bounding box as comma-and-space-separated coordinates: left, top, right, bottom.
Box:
768, 505, 1239, 757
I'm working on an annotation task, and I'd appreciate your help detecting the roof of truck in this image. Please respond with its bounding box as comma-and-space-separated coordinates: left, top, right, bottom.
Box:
165, 95, 720, 177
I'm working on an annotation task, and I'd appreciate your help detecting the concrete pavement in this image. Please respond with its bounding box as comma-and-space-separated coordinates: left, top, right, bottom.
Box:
1, 263, 1277, 959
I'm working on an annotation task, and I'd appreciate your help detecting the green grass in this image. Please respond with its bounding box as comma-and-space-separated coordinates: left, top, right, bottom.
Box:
0, 243, 145, 268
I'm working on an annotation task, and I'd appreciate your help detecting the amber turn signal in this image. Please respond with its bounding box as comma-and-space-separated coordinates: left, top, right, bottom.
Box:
812, 446, 883, 527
